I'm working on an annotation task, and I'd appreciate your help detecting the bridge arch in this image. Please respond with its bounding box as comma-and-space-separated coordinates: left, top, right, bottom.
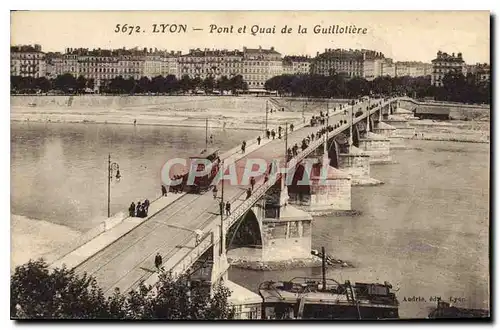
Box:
353, 124, 360, 147
327, 138, 340, 168
226, 208, 262, 251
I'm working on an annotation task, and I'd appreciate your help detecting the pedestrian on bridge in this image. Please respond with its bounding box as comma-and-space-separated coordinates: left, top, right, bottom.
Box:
129, 202, 135, 217
144, 199, 150, 214
213, 185, 218, 199
271, 130, 276, 140
136, 201, 141, 217
154, 252, 163, 270
225, 201, 231, 216
219, 201, 224, 216
241, 141, 246, 154
250, 176, 256, 191
290, 123, 294, 132
266, 129, 271, 139
161, 185, 167, 197
257, 136, 261, 145
246, 188, 252, 200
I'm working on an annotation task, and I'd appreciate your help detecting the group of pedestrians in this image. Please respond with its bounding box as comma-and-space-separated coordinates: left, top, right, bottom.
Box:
129, 199, 150, 218
219, 200, 232, 216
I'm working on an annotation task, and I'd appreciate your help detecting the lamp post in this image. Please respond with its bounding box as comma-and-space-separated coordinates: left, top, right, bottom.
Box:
220, 160, 225, 256
107, 154, 121, 218
348, 100, 354, 147
265, 100, 269, 133
302, 100, 306, 124
366, 95, 371, 131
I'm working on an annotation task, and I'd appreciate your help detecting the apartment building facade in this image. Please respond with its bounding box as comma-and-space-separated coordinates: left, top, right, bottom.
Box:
10, 44, 47, 78
310, 48, 385, 80
282, 56, 311, 75
242, 46, 282, 90
178, 48, 244, 80
431, 51, 465, 87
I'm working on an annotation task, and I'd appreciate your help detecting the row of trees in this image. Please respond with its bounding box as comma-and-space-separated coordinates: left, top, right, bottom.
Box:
11, 75, 95, 94
105, 74, 248, 95
264, 73, 490, 104
11, 73, 249, 95
11, 259, 234, 320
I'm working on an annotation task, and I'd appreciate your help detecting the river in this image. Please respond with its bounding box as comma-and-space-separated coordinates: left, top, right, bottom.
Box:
10, 121, 490, 318
229, 139, 490, 318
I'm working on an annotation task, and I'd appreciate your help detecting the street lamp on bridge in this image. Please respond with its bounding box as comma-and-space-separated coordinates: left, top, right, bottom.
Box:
107, 154, 121, 218
219, 159, 225, 256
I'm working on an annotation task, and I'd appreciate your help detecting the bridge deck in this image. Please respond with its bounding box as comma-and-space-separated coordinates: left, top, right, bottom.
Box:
73, 99, 383, 295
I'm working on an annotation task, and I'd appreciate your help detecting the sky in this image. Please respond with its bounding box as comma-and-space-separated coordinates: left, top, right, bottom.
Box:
10, 11, 490, 64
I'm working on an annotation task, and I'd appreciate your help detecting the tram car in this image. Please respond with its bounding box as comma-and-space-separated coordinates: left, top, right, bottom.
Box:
169, 148, 221, 194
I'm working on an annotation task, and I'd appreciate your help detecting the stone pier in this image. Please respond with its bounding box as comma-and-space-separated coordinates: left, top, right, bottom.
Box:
338, 146, 382, 186
358, 132, 392, 164
261, 205, 313, 261
288, 161, 351, 215
383, 115, 415, 137
373, 121, 405, 149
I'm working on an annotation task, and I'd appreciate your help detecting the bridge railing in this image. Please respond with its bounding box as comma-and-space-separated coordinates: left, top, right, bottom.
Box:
159, 97, 398, 279
168, 232, 215, 278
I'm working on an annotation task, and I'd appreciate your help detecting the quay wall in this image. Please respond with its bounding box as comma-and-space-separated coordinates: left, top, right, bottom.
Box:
11, 95, 204, 109
399, 99, 490, 120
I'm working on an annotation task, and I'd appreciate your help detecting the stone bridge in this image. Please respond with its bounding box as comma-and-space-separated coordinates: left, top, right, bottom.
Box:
49, 96, 413, 296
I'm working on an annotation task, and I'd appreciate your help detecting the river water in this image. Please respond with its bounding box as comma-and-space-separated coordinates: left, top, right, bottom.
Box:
11, 122, 257, 231
229, 139, 490, 318
11, 121, 490, 318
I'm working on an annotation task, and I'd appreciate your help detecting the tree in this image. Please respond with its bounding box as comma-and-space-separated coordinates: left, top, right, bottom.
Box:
53, 73, 77, 93
108, 76, 126, 94
217, 76, 230, 94
192, 76, 202, 91
179, 75, 193, 93
11, 259, 235, 320
203, 76, 216, 94
164, 75, 179, 93
35, 77, 52, 93
138, 76, 151, 94
11, 259, 108, 319
76, 75, 87, 93
229, 75, 246, 95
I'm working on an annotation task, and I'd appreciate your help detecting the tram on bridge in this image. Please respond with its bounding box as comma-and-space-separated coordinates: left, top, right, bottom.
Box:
169, 148, 221, 194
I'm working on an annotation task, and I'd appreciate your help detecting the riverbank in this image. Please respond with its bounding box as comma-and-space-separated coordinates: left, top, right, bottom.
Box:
11, 214, 82, 272
10, 95, 341, 132
407, 119, 490, 144
227, 247, 354, 271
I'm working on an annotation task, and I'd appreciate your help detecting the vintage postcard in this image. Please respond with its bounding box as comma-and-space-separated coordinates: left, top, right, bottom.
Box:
10, 11, 490, 320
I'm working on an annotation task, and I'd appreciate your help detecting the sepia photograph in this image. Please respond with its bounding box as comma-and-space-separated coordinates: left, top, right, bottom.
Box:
9, 10, 491, 321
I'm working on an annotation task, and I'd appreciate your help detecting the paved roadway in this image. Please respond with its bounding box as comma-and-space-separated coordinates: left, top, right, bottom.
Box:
74, 98, 381, 295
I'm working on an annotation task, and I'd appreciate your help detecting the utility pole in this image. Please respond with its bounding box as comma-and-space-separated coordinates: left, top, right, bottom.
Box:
284, 122, 288, 166
107, 154, 111, 218
366, 96, 371, 131
265, 100, 269, 132
107, 154, 120, 218
325, 100, 329, 161
321, 246, 327, 291
302, 100, 305, 124
220, 160, 225, 256
348, 101, 354, 147
205, 118, 208, 152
